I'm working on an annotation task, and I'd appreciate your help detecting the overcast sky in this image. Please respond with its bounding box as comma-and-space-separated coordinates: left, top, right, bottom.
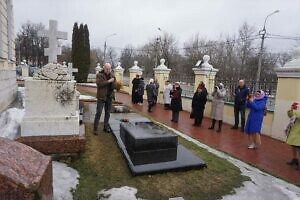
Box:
13, 0, 300, 53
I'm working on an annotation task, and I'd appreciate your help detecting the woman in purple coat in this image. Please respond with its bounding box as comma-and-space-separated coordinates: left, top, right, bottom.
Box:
245, 90, 268, 149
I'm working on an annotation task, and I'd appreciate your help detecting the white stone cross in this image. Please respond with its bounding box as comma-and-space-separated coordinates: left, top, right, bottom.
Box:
38, 20, 68, 63
67, 62, 78, 80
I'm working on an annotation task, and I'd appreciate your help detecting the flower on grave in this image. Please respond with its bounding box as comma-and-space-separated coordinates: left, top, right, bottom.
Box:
55, 83, 76, 106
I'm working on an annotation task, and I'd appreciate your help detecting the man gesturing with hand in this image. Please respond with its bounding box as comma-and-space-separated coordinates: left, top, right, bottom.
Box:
93, 63, 115, 135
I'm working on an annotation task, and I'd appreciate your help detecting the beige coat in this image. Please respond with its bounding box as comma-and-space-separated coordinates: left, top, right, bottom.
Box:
211, 88, 226, 120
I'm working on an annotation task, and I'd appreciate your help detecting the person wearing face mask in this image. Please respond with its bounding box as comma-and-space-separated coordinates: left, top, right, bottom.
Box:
244, 90, 268, 149
208, 83, 226, 132
170, 82, 182, 123
93, 63, 115, 135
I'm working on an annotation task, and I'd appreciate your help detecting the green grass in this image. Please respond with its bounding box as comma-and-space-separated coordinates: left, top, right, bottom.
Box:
67, 121, 249, 200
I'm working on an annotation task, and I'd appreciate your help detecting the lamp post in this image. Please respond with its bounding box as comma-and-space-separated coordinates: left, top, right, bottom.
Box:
103, 33, 116, 65
255, 10, 279, 91
155, 28, 162, 68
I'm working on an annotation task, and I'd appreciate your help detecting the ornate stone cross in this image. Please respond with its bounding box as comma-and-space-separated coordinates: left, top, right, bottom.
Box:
38, 20, 67, 63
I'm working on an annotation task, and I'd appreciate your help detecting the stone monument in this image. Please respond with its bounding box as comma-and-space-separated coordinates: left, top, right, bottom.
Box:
20, 60, 29, 78
19, 19, 84, 154
0, 137, 53, 199
129, 61, 142, 95
87, 63, 102, 83
192, 55, 218, 94
154, 58, 171, 94
114, 62, 124, 83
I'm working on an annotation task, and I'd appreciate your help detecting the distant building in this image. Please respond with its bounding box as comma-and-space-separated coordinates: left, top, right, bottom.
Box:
0, 0, 16, 112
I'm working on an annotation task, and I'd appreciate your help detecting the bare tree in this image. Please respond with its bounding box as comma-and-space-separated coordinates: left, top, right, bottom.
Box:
16, 21, 48, 66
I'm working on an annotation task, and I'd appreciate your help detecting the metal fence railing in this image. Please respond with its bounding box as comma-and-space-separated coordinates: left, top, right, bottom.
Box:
123, 75, 277, 111
215, 78, 278, 111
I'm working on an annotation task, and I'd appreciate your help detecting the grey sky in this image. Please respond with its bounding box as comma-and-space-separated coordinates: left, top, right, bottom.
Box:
14, 0, 300, 53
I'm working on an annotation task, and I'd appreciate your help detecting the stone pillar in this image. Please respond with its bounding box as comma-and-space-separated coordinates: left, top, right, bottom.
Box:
95, 63, 102, 74
271, 47, 300, 141
114, 62, 124, 83
192, 55, 219, 95
129, 61, 142, 95
154, 59, 171, 104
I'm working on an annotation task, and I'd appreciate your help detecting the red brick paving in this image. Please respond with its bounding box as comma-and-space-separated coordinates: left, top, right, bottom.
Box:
77, 85, 300, 185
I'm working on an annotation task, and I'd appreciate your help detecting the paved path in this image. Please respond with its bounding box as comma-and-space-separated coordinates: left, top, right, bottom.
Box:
77, 85, 300, 185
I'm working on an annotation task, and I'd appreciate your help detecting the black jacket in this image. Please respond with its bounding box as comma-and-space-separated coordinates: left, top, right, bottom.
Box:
234, 86, 249, 105
192, 89, 208, 115
170, 87, 183, 111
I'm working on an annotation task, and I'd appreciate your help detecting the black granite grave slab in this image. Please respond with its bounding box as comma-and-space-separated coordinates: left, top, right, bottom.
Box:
120, 122, 178, 165
110, 113, 207, 175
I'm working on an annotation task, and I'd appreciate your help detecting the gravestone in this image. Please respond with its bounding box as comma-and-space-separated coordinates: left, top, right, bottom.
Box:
19, 20, 85, 154
66, 62, 78, 80
0, 137, 53, 199
109, 108, 206, 175
120, 122, 178, 165
87, 63, 102, 83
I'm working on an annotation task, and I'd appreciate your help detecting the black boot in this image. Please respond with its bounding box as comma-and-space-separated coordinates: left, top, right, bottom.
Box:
287, 158, 299, 166
217, 120, 223, 132
208, 119, 216, 129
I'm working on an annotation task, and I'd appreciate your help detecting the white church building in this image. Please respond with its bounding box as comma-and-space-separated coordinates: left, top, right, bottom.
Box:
0, 0, 16, 112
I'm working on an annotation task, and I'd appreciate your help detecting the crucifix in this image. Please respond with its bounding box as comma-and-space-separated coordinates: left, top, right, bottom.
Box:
67, 62, 78, 80
38, 20, 68, 63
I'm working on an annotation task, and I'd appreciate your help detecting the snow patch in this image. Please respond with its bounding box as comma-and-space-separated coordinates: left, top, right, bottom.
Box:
97, 186, 142, 200
77, 83, 97, 87
53, 161, 79, 200
79, 94, 97, 100
0, 108, 25, 139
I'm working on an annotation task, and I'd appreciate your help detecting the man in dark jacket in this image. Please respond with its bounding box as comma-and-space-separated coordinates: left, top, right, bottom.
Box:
232, 80, 249, 132
93, 63, 115, 135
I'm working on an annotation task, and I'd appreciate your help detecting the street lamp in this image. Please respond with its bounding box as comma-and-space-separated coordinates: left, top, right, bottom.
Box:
255, 10, 279, 91
155, 28, 162, 67
103, 33, 117, 65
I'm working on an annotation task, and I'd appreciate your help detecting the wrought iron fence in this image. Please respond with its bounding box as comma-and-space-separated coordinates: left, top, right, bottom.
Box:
215, 78, 278, 111
123, 75, 277, 111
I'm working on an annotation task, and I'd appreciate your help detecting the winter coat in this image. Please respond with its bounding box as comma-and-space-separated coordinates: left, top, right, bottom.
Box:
132, 78, 140, 94
137, 79, 145, 96
170, 87, 183, 112
244, 96, 268, 134
286, 110, 300, 147
146, 83, 156, 104
211, 88, 226, 120
96, 70, 115, 101
234, 86, 249, 106
163, 83, 173, 104
192, 89, 208, 117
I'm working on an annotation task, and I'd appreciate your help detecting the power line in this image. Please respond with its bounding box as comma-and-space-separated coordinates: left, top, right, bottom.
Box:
102, 35, 262, 53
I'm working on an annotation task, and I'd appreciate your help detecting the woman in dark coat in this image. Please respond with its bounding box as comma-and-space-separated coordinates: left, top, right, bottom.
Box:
137, 77, 145, 104
146, 78, 156, 112
131, 75, 140, 104
245, 90, 268, 149
192, 82, 208, 127
170, 82, 182, 123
